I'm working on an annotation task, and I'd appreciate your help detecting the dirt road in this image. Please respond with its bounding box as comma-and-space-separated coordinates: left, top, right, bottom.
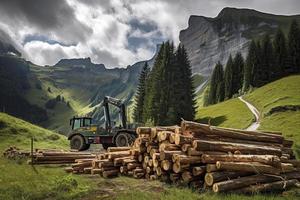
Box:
238, 96, 260, 131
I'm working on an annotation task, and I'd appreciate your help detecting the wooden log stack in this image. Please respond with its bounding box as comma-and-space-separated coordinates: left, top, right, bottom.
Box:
28, 149, 96, 165
64, 120, 300, 194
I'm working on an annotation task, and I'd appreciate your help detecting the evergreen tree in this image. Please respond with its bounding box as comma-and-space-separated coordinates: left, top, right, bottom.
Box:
232, 52, 244, 94
259, 34, 274, 85
253, 41, 262, 87
273, 28, 288, 78
288, 20, 300, 73
171, 44, 196, 123
142, 42, 195, 125
143, 43, 165, 124
243, 40, 257, 91
224, 55, 234, 99
208, 62, 224, 105
133, 62, 149, 123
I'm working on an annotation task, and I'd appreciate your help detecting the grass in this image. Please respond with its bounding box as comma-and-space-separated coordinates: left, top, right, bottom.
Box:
244, 75, 300, 116
1, 112, 300, 199
196, 98, 254, 129
0, 112, 98, 200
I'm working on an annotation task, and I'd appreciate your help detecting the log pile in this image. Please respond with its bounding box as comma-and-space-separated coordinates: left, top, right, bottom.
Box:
3, 146, 30, 159
65, 120, 300, 194
29, 149, 96, 164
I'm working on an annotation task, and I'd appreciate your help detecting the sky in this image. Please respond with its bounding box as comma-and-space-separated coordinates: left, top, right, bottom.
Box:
0, 0, 299, 68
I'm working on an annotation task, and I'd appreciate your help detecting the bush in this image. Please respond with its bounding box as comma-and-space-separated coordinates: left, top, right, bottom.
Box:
52, 176, 78, 192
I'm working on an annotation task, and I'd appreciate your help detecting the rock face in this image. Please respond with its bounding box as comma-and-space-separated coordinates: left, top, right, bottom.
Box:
179, 7, 300, 77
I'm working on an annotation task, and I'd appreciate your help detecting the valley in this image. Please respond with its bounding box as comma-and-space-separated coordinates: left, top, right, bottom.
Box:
0, 5, 300, 200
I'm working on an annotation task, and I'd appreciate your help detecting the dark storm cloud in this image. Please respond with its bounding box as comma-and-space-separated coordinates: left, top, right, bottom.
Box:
0, 0, 92, 44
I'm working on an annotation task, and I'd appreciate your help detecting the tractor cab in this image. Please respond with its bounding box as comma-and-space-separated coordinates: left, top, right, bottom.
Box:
70, 117, 92, 130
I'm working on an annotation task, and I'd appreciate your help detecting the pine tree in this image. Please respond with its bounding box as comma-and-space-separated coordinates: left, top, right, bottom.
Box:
288, 20, 300, 73
208, 62, 224, 105
172, 44, 196, 123
253, 41, 262, 87
143, 43, 165, 125
232, 52, 244, 95
133, 62, 149, 123
224, 55, 234, 99
259, 34, 274, 85
243, 40, 257, 91
273, 28, 288, 79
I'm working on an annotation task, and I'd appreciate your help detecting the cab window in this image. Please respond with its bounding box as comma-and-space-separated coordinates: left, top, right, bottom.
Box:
73, 119, 81, 130
84, 118, 91, 126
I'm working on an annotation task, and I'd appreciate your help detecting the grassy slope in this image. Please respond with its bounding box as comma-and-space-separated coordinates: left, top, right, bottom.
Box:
0, 112, 96, 200
244, 75, 300, 156
1, 114, 298, 200
196, 98, 254, 129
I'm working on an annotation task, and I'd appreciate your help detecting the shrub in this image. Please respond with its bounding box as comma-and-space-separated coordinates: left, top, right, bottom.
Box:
52, 176, 78, 192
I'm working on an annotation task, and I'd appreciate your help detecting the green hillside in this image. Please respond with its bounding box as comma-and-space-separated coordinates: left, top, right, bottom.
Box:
196, 98, 254, 129
195, 75, 300, 156
244, 75, 300, 156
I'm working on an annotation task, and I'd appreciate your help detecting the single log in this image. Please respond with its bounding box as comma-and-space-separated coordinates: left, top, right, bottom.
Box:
237, 179, 298, 194
134, 172, 145, 178
182, 171, 202, 183
122, 159, 136, 165
150, 174, 158, 180
152, 153, 160, 161
173, 162, 189, 173
156, 167, 162, 176
83, 167, 92, 174
206, 164, 219, 172
169, 132, 176, 144
99, 161, 114, 168
216, 161, 281, 175
193, 140, 282, 156
35, 155, 95, 161
146, 166, 153, 174
201, 154, 281, 167
181, 144, 192, 152
153, 159, 159, 168
107, 147, 131, 152
148, 159, 153, 167
120, 166, 128, 174
127, 163, 142, 170
160, 150, 184, 160
113, 156, 131, 166
174, 134, 193, 145
281, 163, 295, 173
205, 171, 252, 186
192, 166, 206, 176
91, 168, 102, 175
161, 160, 171, 171
150, 126, 179, 139
102, 169, 119, 178
157, 131, 173, 142
212, 174, 282, 192
108, 151, 131, 159
159, 143, 181, 152
136, 127, 152, 135
187, 148, 202, 156
150, 149, 159, 157
138, 154, 143, 162
176, 156, 201, 165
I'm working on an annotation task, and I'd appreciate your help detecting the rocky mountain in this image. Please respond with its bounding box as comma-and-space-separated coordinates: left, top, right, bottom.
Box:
0, 44, 158, 133
180, 7, 300, 77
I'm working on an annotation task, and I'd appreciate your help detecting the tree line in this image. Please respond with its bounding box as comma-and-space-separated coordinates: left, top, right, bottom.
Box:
133, 41, 196, 125
206, 20, 300, 106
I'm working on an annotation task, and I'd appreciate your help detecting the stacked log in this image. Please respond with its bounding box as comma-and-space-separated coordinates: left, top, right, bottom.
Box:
64, 120, 300, 194
3, 146, 31, 159
28, 149, 95, 164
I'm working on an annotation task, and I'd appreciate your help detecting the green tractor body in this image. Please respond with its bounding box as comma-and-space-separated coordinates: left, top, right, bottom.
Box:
67, 96, 137, 151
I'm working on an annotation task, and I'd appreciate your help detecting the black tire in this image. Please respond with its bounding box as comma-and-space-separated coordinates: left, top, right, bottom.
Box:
115, 132, 130, 147
70, 135, 88, 151
81, 143, 90, 151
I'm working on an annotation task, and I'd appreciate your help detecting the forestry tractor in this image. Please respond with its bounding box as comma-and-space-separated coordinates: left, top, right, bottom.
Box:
68, 96, 137, 151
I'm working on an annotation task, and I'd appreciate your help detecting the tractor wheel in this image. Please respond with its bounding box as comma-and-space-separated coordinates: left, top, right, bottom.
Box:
115, 132, 130, 147
70, 135, 88, 151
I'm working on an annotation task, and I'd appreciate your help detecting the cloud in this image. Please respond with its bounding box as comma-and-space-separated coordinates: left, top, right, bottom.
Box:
0, 0, 299, 67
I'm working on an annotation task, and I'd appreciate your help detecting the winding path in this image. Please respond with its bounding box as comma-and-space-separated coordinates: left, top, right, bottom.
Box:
238, 96, 260, 131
